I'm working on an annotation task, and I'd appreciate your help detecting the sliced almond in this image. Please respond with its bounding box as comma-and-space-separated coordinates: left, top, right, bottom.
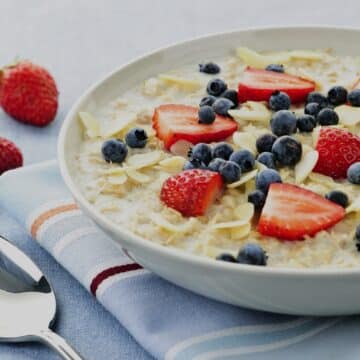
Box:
230, 223, 251, 240
232, 132, 257, 154
233, 202, 255, 222
159, 74, 202, 91
229, 102, 271, 124
126, 169, 151, 183
211, 219, 249, 230
101, 113, 137, 138
159, 156, 186, 172
149, 213, 196, 233
126, 151, 162, 169
236, 47, 290, 68
295, 150, 319, 184
227, 169, 258, 188
107, 173, 128, 185
79, 112, 101, 138
335, 105, 360, 126
346, 197, 360, 214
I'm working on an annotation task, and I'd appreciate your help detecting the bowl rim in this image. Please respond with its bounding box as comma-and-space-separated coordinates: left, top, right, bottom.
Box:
58, 25, 360, 277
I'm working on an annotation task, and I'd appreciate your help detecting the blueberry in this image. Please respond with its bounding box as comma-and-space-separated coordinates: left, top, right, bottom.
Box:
183, 158, 207, 170
347, 162, 360, 184
271, 136, 302, 166
248, 190, 266, 211
269, 91, 291, 111
198, 105, 216, 124
125, 128, 148, 148
257, 152, 276, 169
327, 86, 348, 106
199, 62, 221, 74
265, 64, 284, 73
189, 143, 212, 165
212, 98, 234, 116
200, 95, 217, 107
208, 158, 226, 172
212, 142, 233, 160
355, 225, 360, 241
306, 92, 328, 108
317, 108, 339, 126
206, 78, 227, 96
255, 169, 282, 193
348, 89, 360, 107
229, 150, 255, 172
219, 161, 241, 183
256, 134, 277, 153
237, 244, 267, 266
270, 110, 297, 136
325, 190, 349, 208
216, 253, 237, 262
304, 102, 321, 117
101, 139, 128, 164
221, 89, 239, 107
296, 114, 316, 132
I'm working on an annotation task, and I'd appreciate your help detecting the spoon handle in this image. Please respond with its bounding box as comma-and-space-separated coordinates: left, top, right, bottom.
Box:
37, 329, 84, 360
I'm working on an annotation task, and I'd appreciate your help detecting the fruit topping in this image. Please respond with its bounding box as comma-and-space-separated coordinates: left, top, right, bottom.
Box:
0, 137, 23, 174
237, 244, 267, 266
212, 142, 233, 160
101, 139, 128, 164
325, 190, 349, 208
271, 136, 302, 166
216, 253, 237, 262
208, 158, 226, 172
125, 128, 148, 148
255, 169, 282, 193
270, 110, 297, 136
296, 114, 316, 132
212, 98, 234, 116
304, 102, 321, 117
238, 67, 315, 103
152, 104, 237, 149
199, 62, 221, 74
348, 89, 360, 107
306, 92, 328, 107
199, 95, 216, 107
198, 105, 216, 124
265, 64, 284, 73
248, 190, 266, 211
256, 134, 277, 153
160, 169, 223, 217
221, 89, 239, 107
229, 149, 255, 172
313, 128, 360, 179
327, 86, 348, 106
317, 108, 339, 126
188, 143, 212, 165
269, 90, 291, 111
347, 162, 360, 184
257, 152, 276, 169
219, 160, 241, 183
206, 78, 227, 96
258, 183, 345, 240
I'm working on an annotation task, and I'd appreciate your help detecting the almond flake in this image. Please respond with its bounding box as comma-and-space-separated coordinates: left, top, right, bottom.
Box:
126, 169, 151, 183
346, 197, 360, 214
295, 150, 319, 184
228, 102, 271, 124
227, 169, 258, 188
107, 174, 128, 185
126, 151, 162, 168
335, 105, 360, 127
159, 74, 202, 91
101, 113, 137, 138
232, 132, 257, 154
79, 112, 101, 138
159, 156, 186, 171
149, 213, 196, 233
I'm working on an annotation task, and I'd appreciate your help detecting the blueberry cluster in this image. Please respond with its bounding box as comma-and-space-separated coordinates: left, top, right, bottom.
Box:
101, 128, 148, 164
197, 65, 239, 123
216, 244, 267, 266
184, 142, 256, 184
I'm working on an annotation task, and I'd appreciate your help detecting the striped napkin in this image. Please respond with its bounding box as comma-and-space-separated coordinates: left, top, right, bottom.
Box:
0, 161, 356, 360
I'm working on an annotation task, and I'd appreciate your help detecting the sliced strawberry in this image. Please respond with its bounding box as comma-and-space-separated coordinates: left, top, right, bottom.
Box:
258, 183, 345, 241
238, 67, 315, 103
313, 127, 360, 179
160, 169, 223, 217
152, 104, 238, 149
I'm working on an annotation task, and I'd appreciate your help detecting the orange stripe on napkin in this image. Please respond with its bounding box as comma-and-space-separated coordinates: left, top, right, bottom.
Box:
31, 203, 79, 238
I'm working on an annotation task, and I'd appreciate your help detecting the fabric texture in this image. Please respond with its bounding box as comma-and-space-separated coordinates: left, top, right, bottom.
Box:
1, 161, 360, 360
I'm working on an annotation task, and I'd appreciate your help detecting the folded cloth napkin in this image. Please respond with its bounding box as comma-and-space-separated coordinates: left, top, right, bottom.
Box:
1, 161, 360, 360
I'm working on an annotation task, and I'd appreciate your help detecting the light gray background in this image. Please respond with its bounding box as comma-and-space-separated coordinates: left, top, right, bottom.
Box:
0, 1, 360, 359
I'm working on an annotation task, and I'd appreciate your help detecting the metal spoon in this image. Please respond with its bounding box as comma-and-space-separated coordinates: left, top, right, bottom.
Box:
0, 235, 83, 359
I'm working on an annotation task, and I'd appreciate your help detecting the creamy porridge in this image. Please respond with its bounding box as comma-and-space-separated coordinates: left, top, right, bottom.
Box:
74, 47, 360, 268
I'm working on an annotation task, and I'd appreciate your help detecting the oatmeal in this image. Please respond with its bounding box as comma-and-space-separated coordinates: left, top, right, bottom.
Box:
74, 47, 360, 268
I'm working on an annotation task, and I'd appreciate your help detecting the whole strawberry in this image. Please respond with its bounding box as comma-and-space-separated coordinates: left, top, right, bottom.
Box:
0, 137, 23, 174
0, 61, 58, 126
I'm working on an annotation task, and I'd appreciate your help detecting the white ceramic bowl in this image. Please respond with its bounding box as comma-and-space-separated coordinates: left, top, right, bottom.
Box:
58, 26, 360, 316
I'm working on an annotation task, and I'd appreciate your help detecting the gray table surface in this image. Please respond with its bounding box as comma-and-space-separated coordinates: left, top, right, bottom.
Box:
0, 1, 360, 359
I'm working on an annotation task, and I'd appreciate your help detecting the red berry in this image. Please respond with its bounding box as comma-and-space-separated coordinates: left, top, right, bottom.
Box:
0, 137, 23, 174
0, 61, 58, 126
313, 127, 360, 179
258, 183, 345, 241
152, 104, 237, 149
160, 169, 223, 217
238, 67, 315, 103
